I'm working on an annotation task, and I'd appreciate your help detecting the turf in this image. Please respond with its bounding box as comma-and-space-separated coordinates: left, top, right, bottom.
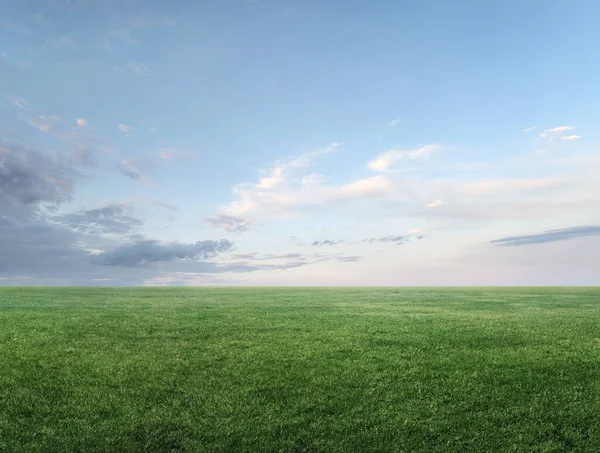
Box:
0, 287, 599, 452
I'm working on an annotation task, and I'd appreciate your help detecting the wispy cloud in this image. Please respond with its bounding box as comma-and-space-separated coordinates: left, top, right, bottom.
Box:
425, 200, 443, 207
117, 123, 132, 134
312, 240, 344, 246
490, 226, 600, 246
8, 96, 29, 110
539, 126, 581, 141
368, 144, 444, 172
52, 204, 143, 236
255, 142, 341, 189
390, 118, 402, 128
115, 157, 157, 186
211, 142, 371, 219
523, 126, 537, 133
203, 214, 253, 233
124, 60, 149, 75
362, 230, 424, 245
23, 114, 83, 142
10, 101, 111, 164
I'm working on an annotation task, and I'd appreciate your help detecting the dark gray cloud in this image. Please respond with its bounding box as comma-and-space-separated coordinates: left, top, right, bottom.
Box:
490, 226, 600, 247
203, 214, 253, 233
0, 138, 359, 285
97, 239, 234, 266
312, 239, 344, 246
0, 142, 74, 218
52, 204, 143, 235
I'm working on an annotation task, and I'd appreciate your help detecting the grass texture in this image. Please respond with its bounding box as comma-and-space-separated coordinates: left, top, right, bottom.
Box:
1, 287, 599, 452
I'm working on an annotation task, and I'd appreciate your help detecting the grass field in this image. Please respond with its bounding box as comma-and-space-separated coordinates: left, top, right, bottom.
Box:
1, 287, 599, 452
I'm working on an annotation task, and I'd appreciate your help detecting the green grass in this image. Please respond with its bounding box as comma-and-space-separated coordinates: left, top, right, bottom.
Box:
1, 287, 599, 452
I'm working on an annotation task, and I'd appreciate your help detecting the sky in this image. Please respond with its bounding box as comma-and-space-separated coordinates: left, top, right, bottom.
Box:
1, 0, 599, 286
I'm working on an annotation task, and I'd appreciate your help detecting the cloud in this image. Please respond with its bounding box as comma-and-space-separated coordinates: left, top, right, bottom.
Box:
147, 199, 179, 212
124, 60, 149, 75
156, 148, 197, 160
0, 140, 342, 284
117, 123, 132, 134
301, 173, 328, 187
203, 214, 253, 233
336, 256, 362, 262
24, 114, 72, 138
211, 142, 358, 219
390, 118, 402, 128
539, 126, 581, 141
362, 230, 425, 245
96, 239, 234, 266
223, 172, 395, 219
368, 144, 443, 172
115, 157, 157, 185
8, 97, 29, 109
0, 142, 74, 219
312, 240, 344, 246
10, 102, 110, 163
232, 252, 305, 261
523, 126, 537, 133
255, 142, 341, 190
490, 226, 600, 247
426, 200, 443, 207
363, 234, 406, 244
52, 204, 143, 236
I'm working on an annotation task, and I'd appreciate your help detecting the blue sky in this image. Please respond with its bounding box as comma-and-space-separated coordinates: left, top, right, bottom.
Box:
1, 0, 599, 285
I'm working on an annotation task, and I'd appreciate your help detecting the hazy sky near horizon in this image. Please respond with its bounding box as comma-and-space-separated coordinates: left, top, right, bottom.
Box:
1, 0, 599, 286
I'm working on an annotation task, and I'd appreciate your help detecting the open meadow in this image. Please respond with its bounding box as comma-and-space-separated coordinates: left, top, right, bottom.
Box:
1, 287, 599, 452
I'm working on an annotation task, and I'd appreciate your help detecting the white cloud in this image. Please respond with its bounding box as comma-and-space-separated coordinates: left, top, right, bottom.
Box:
368, 144, 443, 172
539, 125, 581, 141
390, 118, 402, 128
210, 143, 404, 220
426, 200, 443, 207
301, 173, 328, 187
523, 126, 537, 133
254, 142, 341, 190
118, 124, 132, 134
76, 118, 87, 127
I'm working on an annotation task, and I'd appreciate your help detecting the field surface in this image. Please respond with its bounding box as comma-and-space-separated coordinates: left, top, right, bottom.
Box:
1, 287, 599, 452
